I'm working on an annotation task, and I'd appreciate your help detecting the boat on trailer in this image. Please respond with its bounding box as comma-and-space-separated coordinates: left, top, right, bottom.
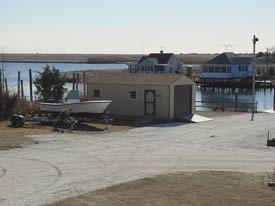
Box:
39, 90, 112, 117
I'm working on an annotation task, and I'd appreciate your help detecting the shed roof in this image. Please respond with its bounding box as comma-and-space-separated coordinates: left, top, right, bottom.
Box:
206, 52, 253, 65
87, 70, 187, 86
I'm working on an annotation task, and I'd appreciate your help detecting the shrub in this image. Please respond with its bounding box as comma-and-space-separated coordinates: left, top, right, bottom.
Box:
13, 100, 40, 116
0, 93, 18, 120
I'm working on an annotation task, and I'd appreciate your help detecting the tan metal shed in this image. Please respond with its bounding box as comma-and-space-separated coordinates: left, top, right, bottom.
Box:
87, 70, 196, 120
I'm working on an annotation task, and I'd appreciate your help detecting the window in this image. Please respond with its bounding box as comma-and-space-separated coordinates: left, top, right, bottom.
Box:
215, 67, 220, 73
129, 91, 137, 100
203, 67, 208, 72
209, 67, 214, 72
226, 67, 232, 73
94, 89, 100, 97
239, 65, 248, 72
221, 67, 226, 73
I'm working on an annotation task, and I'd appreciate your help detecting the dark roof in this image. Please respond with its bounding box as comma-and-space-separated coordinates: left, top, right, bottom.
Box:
231, 57, 253, 64
138, 56, 148, 64
206, 52, 253, 65
139, 53, 173, 64
87, 70, 188, 86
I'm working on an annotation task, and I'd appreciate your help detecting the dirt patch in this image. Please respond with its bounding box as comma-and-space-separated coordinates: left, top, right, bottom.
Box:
0, 120, 133, 151
45, 171, 275, 206
0, 121, 40, 150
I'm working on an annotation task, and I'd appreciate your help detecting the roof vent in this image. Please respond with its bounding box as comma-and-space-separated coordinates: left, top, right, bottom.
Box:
160, 50, 163, 54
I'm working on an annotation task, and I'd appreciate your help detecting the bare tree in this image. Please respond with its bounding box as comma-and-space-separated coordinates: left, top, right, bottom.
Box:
1, 49, 6, 92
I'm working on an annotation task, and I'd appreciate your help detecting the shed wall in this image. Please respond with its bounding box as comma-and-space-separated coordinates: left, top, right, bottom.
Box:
87, 84, 170, 119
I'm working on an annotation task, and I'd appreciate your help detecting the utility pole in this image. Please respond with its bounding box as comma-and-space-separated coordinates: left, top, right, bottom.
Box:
251, 35, 259, 121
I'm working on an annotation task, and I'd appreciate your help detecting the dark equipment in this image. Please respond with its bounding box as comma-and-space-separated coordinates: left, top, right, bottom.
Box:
11, 115, 25, 127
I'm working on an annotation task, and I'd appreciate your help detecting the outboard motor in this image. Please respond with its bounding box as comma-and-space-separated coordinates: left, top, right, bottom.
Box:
67, 90, 81, 103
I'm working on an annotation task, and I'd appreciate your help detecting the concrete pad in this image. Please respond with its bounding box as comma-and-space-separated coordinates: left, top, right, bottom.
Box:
263, 109, 275, 113
176, 114, 212, 123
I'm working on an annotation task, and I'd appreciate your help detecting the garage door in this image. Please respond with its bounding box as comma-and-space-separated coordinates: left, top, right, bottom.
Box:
174, 85, 192, 116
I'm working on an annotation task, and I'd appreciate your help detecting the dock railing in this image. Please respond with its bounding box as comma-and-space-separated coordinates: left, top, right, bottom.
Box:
196, 100, 257, 112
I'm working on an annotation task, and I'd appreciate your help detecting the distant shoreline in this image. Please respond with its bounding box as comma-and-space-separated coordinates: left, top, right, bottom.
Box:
0, 60, 126, 64
0, 53, 141, 64
0, 53, 213, 64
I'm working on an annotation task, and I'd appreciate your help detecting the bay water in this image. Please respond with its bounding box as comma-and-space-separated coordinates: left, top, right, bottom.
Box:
0, 62, 274, 111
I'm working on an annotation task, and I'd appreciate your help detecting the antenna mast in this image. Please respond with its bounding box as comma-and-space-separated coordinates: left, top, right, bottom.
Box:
142, 40, 144, 55
224, 44, 232, 52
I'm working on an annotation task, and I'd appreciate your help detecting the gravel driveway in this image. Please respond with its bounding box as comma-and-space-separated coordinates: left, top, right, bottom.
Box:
1, 113, 275, 206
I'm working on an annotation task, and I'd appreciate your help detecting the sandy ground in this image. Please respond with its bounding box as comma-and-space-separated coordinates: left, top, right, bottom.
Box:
0, 111, 244, 151
1, 113, 275, 206
46, 171, 275, 206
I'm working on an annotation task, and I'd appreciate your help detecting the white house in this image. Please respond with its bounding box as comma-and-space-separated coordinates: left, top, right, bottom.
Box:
202, 52, 254, 79
128, 51, 183, 74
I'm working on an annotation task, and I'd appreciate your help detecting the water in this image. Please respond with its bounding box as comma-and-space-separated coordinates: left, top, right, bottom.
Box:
196, 87, 274, 112
0, 62, 274, 111
0, 62, 127, 98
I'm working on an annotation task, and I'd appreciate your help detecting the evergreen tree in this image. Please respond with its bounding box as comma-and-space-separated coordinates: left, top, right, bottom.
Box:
34, 64, 67, 102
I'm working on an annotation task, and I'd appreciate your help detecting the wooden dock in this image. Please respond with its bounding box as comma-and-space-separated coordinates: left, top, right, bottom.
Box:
196, 77, 275, 88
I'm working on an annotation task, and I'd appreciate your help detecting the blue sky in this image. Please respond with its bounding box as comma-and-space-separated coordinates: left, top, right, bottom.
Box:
0, 0, 274, 54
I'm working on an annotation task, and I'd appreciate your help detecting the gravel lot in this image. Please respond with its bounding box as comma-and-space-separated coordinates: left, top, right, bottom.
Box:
1, 113, 275, 206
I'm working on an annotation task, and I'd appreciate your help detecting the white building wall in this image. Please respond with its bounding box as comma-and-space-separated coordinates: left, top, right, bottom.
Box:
202, 63, 254, 79
128, 54, 183, 74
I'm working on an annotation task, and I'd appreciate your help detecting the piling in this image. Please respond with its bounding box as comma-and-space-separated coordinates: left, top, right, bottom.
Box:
5, 79, 8, 94
72, 72, 75, 90
76, 73, 79, 90
235, 92, 238, 112
17, 71, 21, 97
0, 70, 2, 95
29, 69, 33, 101
21, 80, 24, 100
83, 72, 86, 96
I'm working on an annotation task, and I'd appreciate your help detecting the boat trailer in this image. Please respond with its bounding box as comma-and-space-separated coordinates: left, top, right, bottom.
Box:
11, 110, 110, 130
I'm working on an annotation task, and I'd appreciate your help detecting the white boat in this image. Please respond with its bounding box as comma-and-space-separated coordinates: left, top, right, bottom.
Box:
39, 90, 112, 116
